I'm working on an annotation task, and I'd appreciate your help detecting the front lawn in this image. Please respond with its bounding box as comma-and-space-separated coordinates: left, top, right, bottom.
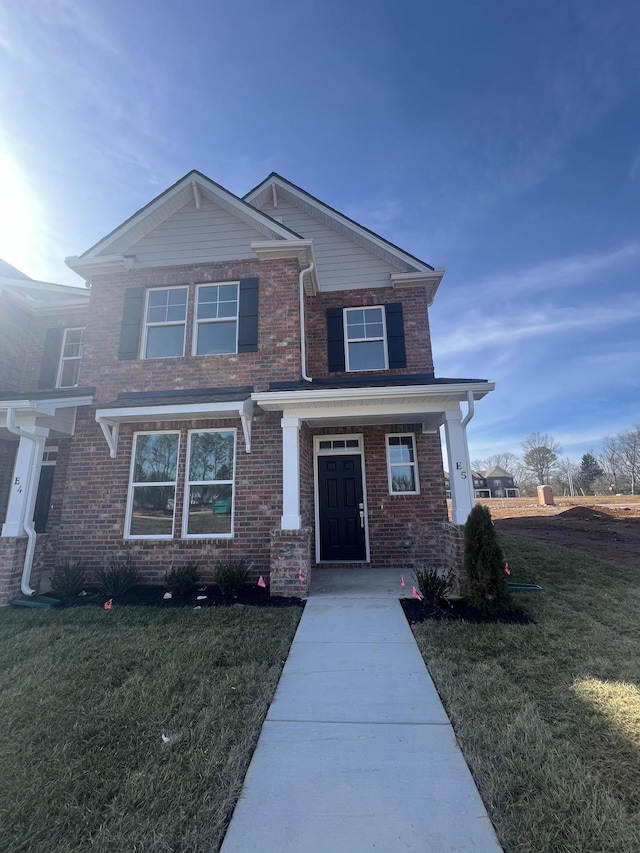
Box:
411, 534, 640, 853
0, 604, 302, 853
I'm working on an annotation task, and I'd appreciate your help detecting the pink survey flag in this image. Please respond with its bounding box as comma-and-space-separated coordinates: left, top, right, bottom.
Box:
104, 599, 113, 610
504, 562, 511, 576
257, 575, 266, 588
298, 571, 305, 583
412, 587, 422, 600
400, 575, 405, 587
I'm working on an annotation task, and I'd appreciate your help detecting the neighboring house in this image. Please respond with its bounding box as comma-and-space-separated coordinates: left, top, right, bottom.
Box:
0, 172, 494, 603
472, 466, 520, 498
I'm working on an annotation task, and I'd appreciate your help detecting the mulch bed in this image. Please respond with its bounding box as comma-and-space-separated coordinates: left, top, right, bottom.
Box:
401, 597, 534, 625
54, 584, 303, 609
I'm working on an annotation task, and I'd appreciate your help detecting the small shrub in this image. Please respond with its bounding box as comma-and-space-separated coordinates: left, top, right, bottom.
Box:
96, 556, 139, 599
414, 564, 453, 616
464, 504, 511, 616
164, 561, 200, 595
214, 558, 250, 597
50, 560, 87, 600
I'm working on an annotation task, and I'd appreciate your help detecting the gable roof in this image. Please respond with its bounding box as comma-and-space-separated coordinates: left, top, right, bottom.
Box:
66, 170, 307, 279
244, 172, 441, 277
483, 466, 514, 478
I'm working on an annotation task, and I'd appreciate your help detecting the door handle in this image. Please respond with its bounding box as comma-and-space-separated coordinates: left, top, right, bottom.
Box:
359, 509, 365, 528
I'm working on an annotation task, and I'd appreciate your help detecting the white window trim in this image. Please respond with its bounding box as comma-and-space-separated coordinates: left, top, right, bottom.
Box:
125, 431, 180, 540
192, 282, 240, 356
142, 286, 188, 359
182, 428, 236, 539
56, 327, 85, 388
343, 306, 388, 373
386, 433, 420, 495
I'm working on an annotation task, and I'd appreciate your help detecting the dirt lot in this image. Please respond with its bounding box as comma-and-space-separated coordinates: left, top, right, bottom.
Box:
472, 496, 640, 570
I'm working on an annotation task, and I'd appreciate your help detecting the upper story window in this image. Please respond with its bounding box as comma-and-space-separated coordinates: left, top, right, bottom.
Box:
142, 287, 188, 358
194, 283, 239, 355
56, 327, 85, 388
386, 434, 420, 494
327, 303, 406, 373
343, 307, 388, 372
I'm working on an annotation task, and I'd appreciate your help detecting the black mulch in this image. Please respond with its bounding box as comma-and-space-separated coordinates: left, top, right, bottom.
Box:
54, 584, 303, 609
401, 597, 534, 625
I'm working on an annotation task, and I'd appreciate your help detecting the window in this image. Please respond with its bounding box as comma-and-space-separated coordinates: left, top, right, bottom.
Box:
386, 434, 419, 494
126, 432, 180, 538
194, 283, 239, 355
183, 430, 236, 538
142, 287, 188, 358
344, 307, 388, 372
56, 327, 84, 388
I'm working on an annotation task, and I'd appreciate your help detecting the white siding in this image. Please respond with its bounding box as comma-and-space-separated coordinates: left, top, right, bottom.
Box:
125, 198, 266, 267
259, 200, 405, 292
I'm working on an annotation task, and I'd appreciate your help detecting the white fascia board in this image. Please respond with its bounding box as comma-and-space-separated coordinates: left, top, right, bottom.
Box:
246, 176, 436, 274
0, 395, 94, 415
95, 398, 254, 455
391, 270, 445, 306
252, 382, 494, 411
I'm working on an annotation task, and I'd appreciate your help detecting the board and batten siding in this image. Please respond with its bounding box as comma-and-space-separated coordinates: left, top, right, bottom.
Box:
258, 200, 406, 292
124, 198, 266, 267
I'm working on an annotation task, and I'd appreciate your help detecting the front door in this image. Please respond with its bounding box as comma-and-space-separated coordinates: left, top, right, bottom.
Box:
34, 466, 55, 533
318, 455, 366, 561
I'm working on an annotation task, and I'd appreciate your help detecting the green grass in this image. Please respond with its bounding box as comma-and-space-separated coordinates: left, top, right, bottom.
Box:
411, 534, 640, 853
0, 604, 302, 853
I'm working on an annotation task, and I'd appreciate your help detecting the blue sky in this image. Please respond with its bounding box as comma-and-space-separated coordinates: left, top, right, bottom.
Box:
1, 0, 638, 463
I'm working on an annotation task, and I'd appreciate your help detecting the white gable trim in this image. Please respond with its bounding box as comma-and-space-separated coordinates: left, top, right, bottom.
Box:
66, 172, 303, 280
245, 175, 441, 277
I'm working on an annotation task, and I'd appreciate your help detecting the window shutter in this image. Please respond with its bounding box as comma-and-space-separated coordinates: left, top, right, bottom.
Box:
118, 287, 144, 360
237, 277, 259, 353
385, 302, 406, 369
38, 328, 63, 389
327, 307, 345, 372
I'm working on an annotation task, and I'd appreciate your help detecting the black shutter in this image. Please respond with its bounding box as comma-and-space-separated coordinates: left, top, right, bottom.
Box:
237, 277, 259, 353
327, 307, 345, 372
385, 303, 406, 369
38, 328, 63, 389
118, 287, 144, 360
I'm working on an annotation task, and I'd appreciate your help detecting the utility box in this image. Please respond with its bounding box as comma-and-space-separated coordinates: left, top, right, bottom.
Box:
537, 485, 554, 506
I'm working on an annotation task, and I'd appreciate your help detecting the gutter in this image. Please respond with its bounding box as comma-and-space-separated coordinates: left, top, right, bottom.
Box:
5, 409, 45, 597
461, 390, 475, 428
299, 261, 314, 382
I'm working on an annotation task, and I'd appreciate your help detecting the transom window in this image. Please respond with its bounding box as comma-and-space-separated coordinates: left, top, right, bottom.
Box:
57, 327, 84, 388
143, 287, 188, 358
126, 432, 180, 538
183, 430, 236, 538
386, 434, 420, 494
194, 283, 239, 355
344, 307, 388, 372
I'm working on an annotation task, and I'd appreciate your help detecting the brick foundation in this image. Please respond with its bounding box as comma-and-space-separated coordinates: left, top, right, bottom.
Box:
269, 527, 312, 597
438, 522, 466, 597
0, 537, 27, 605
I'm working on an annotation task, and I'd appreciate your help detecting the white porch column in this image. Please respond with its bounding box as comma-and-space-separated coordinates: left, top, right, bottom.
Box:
1, 426, 48, 537
443, 410, 474, 525
280, 416, 302, 530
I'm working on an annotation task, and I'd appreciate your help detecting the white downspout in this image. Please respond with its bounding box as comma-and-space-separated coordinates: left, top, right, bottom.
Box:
461, 390, 475, 428
6, 408, 44, 596
299, 261, 314, 383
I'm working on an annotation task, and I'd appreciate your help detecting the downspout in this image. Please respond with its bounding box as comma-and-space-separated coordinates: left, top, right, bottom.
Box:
299, 261, 314, 383
461, 390, 474, 428
6, 409, 44, 596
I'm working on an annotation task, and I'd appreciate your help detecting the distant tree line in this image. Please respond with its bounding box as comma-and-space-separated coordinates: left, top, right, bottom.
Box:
472, 426, 640, 497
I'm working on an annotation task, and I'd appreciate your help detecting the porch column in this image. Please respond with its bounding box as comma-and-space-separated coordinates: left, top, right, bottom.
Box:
443, 410, 474, 525
280, 417, 301, 530
1, 426, 47, 537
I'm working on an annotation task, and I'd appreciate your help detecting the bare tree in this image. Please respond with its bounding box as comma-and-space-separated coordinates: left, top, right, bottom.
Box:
471, 452, 520, 474
617, 427, 640, 495
598, 435, 622, 493
521, 432, 562, 485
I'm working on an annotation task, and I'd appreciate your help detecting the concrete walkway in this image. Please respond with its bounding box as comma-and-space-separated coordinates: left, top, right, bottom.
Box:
220, 570, 502, 852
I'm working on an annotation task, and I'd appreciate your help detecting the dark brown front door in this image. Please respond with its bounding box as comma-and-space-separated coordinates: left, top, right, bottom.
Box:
318, 455, 366, 561
34, 465, 55, 533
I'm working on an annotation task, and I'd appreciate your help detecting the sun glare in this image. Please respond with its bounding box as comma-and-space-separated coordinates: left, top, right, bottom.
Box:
573, 677, 640, 748
0, 149, 41, 274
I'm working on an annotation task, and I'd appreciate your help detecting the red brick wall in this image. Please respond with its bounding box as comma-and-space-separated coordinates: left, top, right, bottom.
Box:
53, 409, 284, 584
19, 306, 89, 391
83, 258, 303, 403
305, 287, 434, 379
